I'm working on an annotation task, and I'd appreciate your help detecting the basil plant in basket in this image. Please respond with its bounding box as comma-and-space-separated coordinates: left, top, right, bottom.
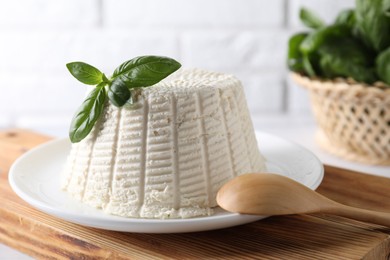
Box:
288, 0, 390, 85
287, 0, 390, 166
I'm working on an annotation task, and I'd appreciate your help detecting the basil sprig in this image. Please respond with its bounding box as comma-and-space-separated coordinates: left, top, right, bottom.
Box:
67, 56, 181, 143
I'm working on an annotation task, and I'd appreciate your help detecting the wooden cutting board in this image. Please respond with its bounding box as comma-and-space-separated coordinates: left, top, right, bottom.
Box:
1, 129, 390, 259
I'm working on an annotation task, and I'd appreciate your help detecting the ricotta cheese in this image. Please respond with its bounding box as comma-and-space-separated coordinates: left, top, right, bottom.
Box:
62, 69, 266, 219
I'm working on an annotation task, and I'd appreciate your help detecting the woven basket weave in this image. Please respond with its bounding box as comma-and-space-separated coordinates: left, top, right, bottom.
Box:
292, 73, 390, 165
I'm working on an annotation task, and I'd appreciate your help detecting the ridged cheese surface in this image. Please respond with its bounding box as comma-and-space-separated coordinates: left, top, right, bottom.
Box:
62, 69, 266, 219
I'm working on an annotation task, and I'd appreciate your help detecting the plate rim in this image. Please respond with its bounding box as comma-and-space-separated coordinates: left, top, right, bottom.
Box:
8, 131, 324, 233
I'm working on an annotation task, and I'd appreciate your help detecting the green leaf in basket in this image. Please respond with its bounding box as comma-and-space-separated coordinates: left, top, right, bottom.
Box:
318, 37, 377, 83
376, 47, 390, 85
288, 32, 308, 73
299, 8, 325, 29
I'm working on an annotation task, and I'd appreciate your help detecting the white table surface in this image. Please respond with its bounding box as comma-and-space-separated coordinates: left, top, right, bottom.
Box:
2, 115, 389, 259
252, 115, 390, 178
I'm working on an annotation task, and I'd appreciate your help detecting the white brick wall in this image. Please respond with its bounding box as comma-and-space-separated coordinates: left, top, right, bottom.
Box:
0, 0, 100, 29
0, 0, 355, 136
103, 0, 285, 28
0, 30, 179, 73
181, 30, 289, 71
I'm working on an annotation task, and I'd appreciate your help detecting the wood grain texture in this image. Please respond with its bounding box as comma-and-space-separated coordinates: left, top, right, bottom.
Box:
0, 129, 51, 181
1, 129, 390, 259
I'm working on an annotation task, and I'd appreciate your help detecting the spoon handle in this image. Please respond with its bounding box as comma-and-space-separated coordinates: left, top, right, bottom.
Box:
325, 204, 390, 227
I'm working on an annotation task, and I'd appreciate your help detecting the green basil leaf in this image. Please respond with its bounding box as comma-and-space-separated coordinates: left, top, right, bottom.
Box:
385, 6, 390, 17
299, 7, 325, 29
69, 83, 106, 143
335, 9, 355, 29
288, 32, 308, 73
102, 73, 110, 84
385, 0, 390, 17
335, 9, 360, 38
318, 37, 377, 83
376, 47, 390, 85
66, 62, 104, 85
108, 80, 131, 107
355, 0, 390, 52
111, 56, 181, 88
300, 24, 350, 54
302, 54, 316, 77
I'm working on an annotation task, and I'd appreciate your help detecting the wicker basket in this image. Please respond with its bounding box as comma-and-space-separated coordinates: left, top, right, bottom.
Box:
292, 73, 390, 165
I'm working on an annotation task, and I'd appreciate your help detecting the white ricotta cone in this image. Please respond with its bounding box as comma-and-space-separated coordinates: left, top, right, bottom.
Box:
62, 69, 266, 219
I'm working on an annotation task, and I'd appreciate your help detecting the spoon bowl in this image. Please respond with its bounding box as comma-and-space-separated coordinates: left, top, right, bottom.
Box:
217, 173, 390, 227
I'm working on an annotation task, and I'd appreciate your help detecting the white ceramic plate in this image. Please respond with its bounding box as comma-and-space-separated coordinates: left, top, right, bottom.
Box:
9, 131, 323, 233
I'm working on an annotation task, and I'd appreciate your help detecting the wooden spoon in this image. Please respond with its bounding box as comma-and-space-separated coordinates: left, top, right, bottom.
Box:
217, 173, 390, 227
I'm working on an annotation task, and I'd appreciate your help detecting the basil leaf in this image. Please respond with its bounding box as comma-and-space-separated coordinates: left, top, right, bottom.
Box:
111, 56, 181, 88
300, 24, 350, 54
376, 47, 390, 85
102, 73, 110, 84
66, 62, 104, 85
288, 32, 308, 73
318, 37, 377, 83
108, 80, 131, 107
385, 5, 390, 17
302, 54, 317, 77
335, 9, 355, 29
69, 83, 106, 143
300, 8, 325, 29
355, 0, 390, 52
